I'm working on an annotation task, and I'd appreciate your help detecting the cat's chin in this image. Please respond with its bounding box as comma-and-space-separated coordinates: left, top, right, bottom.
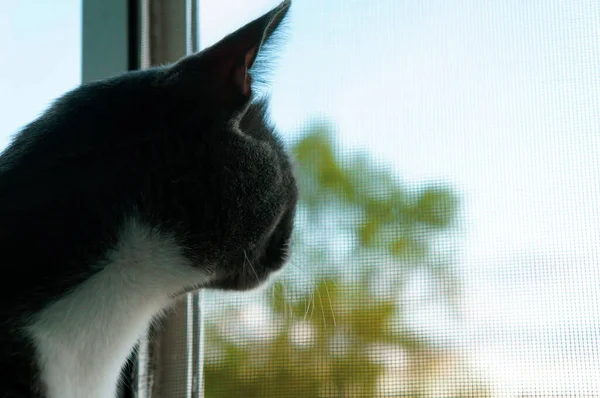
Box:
205, 271, 274, 292
171, 272, 276, 296
208, 222, 293, 291
171, 284, 204, 298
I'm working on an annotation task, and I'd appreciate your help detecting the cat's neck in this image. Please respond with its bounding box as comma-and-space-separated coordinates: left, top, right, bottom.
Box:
24, 219, 212, 398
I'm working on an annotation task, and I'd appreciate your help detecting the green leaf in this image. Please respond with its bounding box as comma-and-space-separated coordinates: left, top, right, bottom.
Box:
410, 186, 459, 228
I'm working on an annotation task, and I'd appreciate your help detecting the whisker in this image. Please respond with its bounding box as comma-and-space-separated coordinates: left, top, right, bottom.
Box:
285, 258, 302, 272
303, 287, 315, 322
281, 281, 287, 321
284, 281, 293, 321
310, 290, 316, 321
302, 290, 311, 321
316, 287, 327, 329
241, 250, 247, 275
270, 281, 276, 303
286, 255, 309, 274
323, 281, 337, 328
243, 250, 261, 284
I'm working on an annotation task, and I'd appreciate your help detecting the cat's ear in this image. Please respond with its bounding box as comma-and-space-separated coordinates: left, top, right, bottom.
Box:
208, 0, 291, 97
169, 0, 291, 106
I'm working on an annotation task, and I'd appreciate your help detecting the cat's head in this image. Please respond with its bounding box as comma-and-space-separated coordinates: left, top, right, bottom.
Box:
0, 1, 297, 297
87, 0, 296, 292
159, 0, 298, 291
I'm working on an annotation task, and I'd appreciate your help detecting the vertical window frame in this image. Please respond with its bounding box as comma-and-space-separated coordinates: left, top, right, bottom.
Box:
81, 1, 203, 397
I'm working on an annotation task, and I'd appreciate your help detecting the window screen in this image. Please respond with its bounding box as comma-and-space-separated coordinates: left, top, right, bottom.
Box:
5, 1, 598, 397
186, 1, 600, 397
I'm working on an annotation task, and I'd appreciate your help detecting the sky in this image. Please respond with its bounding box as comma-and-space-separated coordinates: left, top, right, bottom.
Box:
1, 1, 599, 396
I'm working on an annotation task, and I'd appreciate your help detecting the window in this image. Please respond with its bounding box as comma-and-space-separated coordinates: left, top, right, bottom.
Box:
3, 1, 599, 397
187, 1, 600, 397
0, 1, 81, 149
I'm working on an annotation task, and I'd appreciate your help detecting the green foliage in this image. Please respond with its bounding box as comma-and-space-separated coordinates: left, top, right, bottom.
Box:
293, 125, 459, 261
204, 122, 491, 397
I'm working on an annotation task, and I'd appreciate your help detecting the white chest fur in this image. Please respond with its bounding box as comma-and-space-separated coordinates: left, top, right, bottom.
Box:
25, 219, 213, 398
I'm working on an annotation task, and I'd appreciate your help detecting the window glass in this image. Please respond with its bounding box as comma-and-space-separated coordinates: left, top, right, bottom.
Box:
0, 1, 81, 150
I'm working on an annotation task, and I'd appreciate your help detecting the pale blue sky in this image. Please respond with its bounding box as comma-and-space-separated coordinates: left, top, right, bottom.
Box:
1, 1, 599, 396
0, 1, 81, 146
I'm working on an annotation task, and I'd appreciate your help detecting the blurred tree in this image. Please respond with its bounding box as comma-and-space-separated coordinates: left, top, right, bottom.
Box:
203, 122, 491, 397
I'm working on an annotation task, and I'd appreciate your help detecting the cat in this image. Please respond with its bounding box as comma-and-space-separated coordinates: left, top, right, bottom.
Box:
0, 1, 296, 397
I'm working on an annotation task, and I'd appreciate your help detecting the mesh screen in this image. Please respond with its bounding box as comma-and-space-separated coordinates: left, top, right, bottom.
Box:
197, 0, 600, 397
4, 1, 599, 397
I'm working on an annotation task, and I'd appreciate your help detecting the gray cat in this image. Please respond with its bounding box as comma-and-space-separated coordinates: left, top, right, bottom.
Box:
0, 1, 296, 397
